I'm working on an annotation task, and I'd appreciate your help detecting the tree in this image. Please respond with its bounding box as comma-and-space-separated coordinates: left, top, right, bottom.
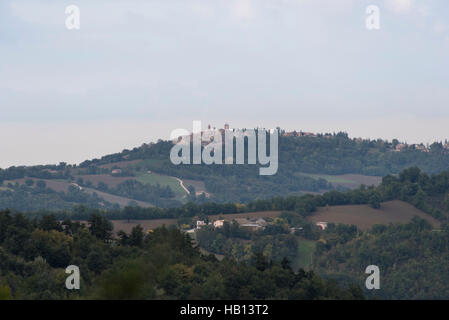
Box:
117, 230, 129, 245
97, 181, 108, 191
86, 248, 108, 273
252, 252, 268, 271
0, 284, 11, 300
88, 214, 113, 241
129, 225, 144, 247
281, 257, 291, 270
443, 193, 449, 211
39, 214, 62, 232
36, 180, 46, 188
369, 193, 381, 209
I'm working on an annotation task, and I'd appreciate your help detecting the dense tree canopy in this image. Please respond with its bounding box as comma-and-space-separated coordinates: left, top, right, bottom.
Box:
0, 211, 363, 300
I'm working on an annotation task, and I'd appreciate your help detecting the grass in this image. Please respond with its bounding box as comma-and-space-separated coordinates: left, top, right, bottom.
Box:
136, 172, 187, 198
292, 239, 316, 271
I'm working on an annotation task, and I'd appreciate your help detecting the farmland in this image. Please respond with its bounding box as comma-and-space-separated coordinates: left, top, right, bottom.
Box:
183, 179, 208, 196
292, 240, 316, 271
307, 200, 441, 230
3, 178, 153, 208
111, 219, 177, 234
82, 188, 153, 208
207, 210, 282, 221
107, 211, 283, 234
75, 174, 134, 188
136, 172, 187, 198
97, 159, 142, 169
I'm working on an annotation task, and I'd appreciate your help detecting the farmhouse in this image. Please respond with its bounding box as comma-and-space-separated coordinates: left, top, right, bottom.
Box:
394, 143, 407, 152
316, 222, 328, 230
235, 218, 267, 231
69, 183, 82, 191
196, 220, 206, 229
196, 191, 211, 198
255, 218, 267, 227
290, 227, 303, 233
240, 223, 263, 231
213, 220, 224, 228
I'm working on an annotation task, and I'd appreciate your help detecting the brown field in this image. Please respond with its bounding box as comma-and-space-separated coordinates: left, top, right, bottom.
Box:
183, 179, 207, 194
307, 200, 440, 230
97, 160, 143, 169
82, 188, 153, 208
208, 211, 282, 221
111, 219, 177, 233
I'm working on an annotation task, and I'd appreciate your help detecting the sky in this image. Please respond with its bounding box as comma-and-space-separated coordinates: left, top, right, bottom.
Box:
0, 0, 448, 168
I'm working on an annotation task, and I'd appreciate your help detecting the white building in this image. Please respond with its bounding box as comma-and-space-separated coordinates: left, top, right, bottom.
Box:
316, 222, 328, 230
213, 220, 225, 228
196, 220, 206, 229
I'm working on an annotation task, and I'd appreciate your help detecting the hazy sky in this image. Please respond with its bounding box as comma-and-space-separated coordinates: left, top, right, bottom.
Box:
1, 0, 448, 167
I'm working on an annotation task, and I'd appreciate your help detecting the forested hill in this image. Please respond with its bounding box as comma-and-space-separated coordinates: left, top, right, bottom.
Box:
81, 132, 449, 176
2, 167, 449, 299
17, 167, 449, 225
0, 211, 364, 300
1, 132, 449, 211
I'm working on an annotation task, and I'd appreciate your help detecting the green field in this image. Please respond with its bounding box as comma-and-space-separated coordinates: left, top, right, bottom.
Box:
292, 239, 316, 271
136, 172, 187, 198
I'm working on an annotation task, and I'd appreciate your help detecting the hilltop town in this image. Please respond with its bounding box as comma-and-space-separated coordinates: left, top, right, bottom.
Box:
171, 123, 449, 154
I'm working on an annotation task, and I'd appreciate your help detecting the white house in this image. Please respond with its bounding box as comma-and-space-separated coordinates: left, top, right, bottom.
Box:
316, 222, 328, 230
213, 220, 225, 228
196, 220, 206, 229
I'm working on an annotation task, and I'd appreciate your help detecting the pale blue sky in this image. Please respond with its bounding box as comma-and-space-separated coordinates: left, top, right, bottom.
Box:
0, 0, 448, 167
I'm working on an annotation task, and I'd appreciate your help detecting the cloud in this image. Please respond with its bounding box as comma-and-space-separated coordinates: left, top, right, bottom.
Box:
433, 22, 448, 34
386, 0, 414, 13
231, 0, 253, 19
9, 2, 63, 25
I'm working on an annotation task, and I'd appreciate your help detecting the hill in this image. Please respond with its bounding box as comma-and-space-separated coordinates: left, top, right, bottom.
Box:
2, 166, 449, 299
2, 132, 449, 211
315, 219, 449, 299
